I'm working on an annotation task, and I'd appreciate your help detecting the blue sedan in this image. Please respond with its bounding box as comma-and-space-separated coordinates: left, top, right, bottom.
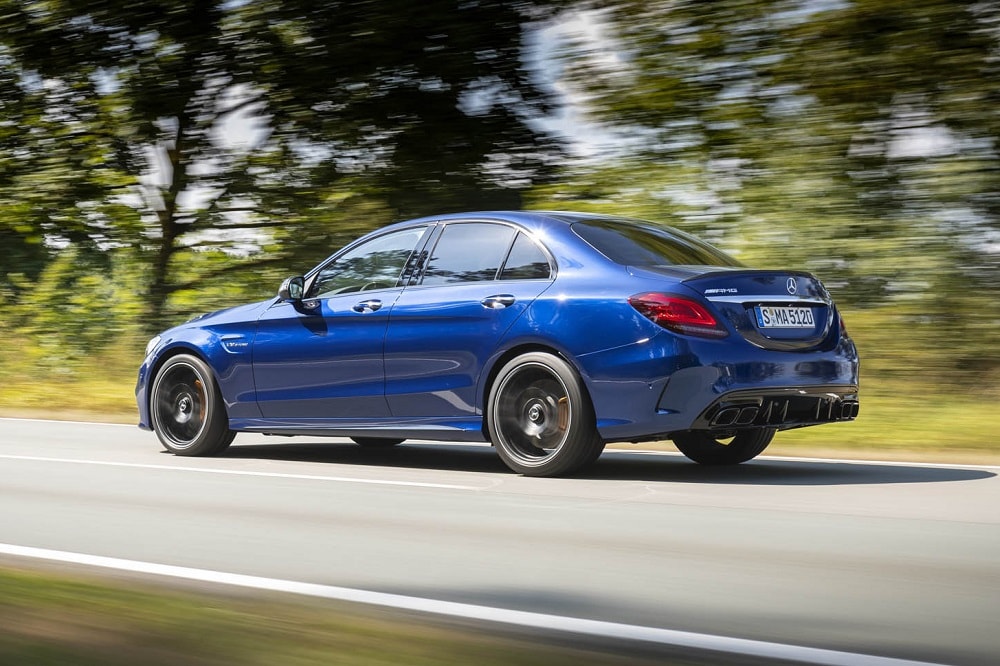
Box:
136, 211, 859, 476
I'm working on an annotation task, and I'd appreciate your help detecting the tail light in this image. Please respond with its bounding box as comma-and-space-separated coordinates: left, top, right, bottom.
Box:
629, 292, 728, 338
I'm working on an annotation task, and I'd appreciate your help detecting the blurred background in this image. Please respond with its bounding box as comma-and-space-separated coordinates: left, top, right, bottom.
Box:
1, 0, 997, 457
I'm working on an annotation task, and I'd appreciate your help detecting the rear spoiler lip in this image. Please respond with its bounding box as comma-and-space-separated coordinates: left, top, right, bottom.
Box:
703, 294, 829, 305
625, 264, 818, 282
679, 268, 816, 283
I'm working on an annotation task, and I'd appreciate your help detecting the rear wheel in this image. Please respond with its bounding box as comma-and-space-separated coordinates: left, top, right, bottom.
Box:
488, 352, 604, 477
150, 354, 234, 456
350, 437, 404, 447
672, 428, 775, 465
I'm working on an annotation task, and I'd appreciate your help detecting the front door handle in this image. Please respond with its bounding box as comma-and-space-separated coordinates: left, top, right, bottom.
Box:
352, 299, 383, 313
481, 294, 516, 309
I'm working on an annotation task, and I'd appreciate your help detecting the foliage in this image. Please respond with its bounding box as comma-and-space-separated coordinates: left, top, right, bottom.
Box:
540, 0, 1000, 376
0, 0, 565, 331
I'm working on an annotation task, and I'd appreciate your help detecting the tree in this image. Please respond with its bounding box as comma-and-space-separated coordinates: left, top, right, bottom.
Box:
547, 0, 999, 373
0, 0, 564, 330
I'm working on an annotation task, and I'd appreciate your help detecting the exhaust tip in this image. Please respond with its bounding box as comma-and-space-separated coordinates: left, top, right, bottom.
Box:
735, 406, 759, 425
839, 401, 859, 420
713, 407, 740, 426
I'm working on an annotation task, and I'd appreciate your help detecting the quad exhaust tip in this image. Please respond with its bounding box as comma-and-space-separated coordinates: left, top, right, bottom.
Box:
709, 397, 859, 427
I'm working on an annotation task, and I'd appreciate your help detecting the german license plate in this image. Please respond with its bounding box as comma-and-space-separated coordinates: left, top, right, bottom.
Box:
755, 306, 815, 329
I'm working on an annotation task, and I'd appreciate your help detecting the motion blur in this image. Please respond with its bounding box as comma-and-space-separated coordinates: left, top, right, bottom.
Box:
0, 2, 996, 447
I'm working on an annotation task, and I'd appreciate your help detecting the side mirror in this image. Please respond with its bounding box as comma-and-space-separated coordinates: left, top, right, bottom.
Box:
278, 276, 305, 302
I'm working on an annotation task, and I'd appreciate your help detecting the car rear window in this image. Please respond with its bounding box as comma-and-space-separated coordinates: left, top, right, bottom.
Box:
571, 218, 740, 268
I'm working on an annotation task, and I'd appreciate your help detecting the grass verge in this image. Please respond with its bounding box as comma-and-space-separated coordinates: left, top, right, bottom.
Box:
0, 565, 687, 666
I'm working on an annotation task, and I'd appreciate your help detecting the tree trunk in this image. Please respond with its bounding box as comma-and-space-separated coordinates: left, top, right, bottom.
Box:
146, 114, 190, 334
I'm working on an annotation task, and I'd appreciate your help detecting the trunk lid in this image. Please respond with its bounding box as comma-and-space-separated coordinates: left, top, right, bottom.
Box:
631, 266, 836, 350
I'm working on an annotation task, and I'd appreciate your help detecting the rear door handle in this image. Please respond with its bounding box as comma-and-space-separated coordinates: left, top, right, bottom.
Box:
481, 294, 516, 309
352, 299, 383, 313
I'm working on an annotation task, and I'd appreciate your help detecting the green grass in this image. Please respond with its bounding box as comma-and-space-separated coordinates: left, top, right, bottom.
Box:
766, 390, 1000, 464
0, 567, 677, 666
0, 344, 141, 420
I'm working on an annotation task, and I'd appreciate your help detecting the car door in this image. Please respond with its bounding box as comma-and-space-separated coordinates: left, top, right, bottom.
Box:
384, 221, 555, 418
252, 226, 429, 419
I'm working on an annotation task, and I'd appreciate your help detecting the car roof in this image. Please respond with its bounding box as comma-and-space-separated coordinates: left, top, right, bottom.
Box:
395, 210, 653, 233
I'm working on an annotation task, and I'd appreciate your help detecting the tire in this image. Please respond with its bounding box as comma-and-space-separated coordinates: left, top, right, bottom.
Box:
150, 354, 234, 456
351, 437, 404, 447
672, 428, 775, 465
488, 352, 604, 477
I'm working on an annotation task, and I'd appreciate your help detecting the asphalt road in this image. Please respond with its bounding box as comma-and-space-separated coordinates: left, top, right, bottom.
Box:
1, 418, 998, 665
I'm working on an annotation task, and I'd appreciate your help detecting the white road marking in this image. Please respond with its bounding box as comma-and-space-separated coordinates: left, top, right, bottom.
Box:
762, 454, 1000, 470
0, 454, 479, 491
0, 543, 947, 666
622, 449, 1000, 471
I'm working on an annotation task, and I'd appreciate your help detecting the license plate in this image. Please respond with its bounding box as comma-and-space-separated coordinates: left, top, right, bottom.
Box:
755, 306, 815, 329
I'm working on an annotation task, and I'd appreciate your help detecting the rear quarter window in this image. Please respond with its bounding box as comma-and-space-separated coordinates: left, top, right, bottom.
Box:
500, 233, 552, 280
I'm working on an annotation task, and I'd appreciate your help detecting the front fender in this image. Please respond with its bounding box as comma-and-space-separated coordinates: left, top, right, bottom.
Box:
137, 326, 261, 430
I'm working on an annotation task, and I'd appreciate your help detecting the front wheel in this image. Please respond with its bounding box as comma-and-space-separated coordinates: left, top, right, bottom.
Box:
672, 428, 775, 465
488, 352, 604, 477
150, 354, 234, 456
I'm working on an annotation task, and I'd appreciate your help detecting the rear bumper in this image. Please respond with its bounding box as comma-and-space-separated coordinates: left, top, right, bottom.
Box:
581, 329, 860, 442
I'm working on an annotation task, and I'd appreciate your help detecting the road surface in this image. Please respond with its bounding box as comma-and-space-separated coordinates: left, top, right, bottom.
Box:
1, 418, 998, 665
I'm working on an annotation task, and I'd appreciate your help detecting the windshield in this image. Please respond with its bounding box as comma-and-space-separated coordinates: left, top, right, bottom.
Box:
571, 218, 741, 268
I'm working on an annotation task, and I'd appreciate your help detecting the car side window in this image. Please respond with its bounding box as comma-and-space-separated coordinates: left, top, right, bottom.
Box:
308, 227, 427, 298
421, 223, 517, 285
500, 232, 551, 280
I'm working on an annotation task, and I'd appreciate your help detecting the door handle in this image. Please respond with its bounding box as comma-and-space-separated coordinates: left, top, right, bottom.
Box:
352, 299, 383, 313
481, 294, 516, 309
